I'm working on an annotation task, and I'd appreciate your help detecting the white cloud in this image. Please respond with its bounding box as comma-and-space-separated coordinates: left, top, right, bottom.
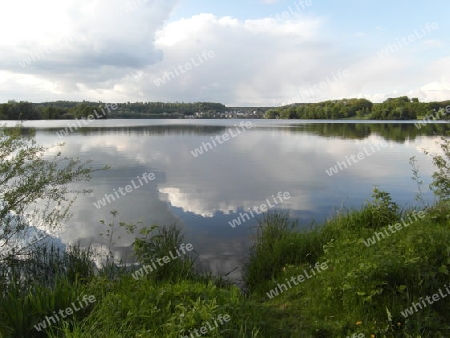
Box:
0, 3, 449, 105
0, 0, 179, 101
423, 39, 445, 48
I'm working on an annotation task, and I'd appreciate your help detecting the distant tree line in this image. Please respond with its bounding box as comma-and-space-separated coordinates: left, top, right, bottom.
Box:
265, 96, 450, 120
0, 101, 227, 120
0, 101, 109, 120
2, 97, 449, 121
113, 102, 226, 119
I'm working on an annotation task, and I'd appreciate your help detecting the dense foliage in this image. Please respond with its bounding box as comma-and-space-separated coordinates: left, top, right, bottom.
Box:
0, 101, 227, 120
265, 96, 450, 120
266, 98, 373, 119
0, 101, 106, 120
1, 97, 449, 121
114, 101, 226, 118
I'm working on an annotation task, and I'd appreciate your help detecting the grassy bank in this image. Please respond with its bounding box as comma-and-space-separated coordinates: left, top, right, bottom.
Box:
245, 196, 450, 337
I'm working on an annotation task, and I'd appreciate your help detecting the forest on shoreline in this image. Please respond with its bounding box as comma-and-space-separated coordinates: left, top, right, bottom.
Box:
1, 96, 450, 121
0, 101, 227, 120
265, 96, 450, 120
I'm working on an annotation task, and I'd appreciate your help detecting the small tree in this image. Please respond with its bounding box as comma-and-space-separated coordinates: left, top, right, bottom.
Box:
0, 126, 106, 259
425, 136, 450, 201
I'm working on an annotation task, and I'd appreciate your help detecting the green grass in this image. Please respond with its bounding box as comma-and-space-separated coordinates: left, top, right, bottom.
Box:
244, 192, 450, 337
54, 277, 268, 337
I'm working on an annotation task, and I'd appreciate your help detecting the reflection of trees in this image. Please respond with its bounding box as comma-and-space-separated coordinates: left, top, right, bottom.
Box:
26, 125, 228, 136
19, 122, 450, 141
288, 123, 450, 142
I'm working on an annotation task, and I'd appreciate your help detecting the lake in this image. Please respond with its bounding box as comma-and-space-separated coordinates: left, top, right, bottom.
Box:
2, 119, 449, 281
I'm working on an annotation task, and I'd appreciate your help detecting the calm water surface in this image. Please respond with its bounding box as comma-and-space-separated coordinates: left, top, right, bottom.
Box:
3, 119, 449, 281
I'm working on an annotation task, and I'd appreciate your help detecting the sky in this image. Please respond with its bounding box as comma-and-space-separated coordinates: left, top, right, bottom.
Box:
0, 0, 449, 106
